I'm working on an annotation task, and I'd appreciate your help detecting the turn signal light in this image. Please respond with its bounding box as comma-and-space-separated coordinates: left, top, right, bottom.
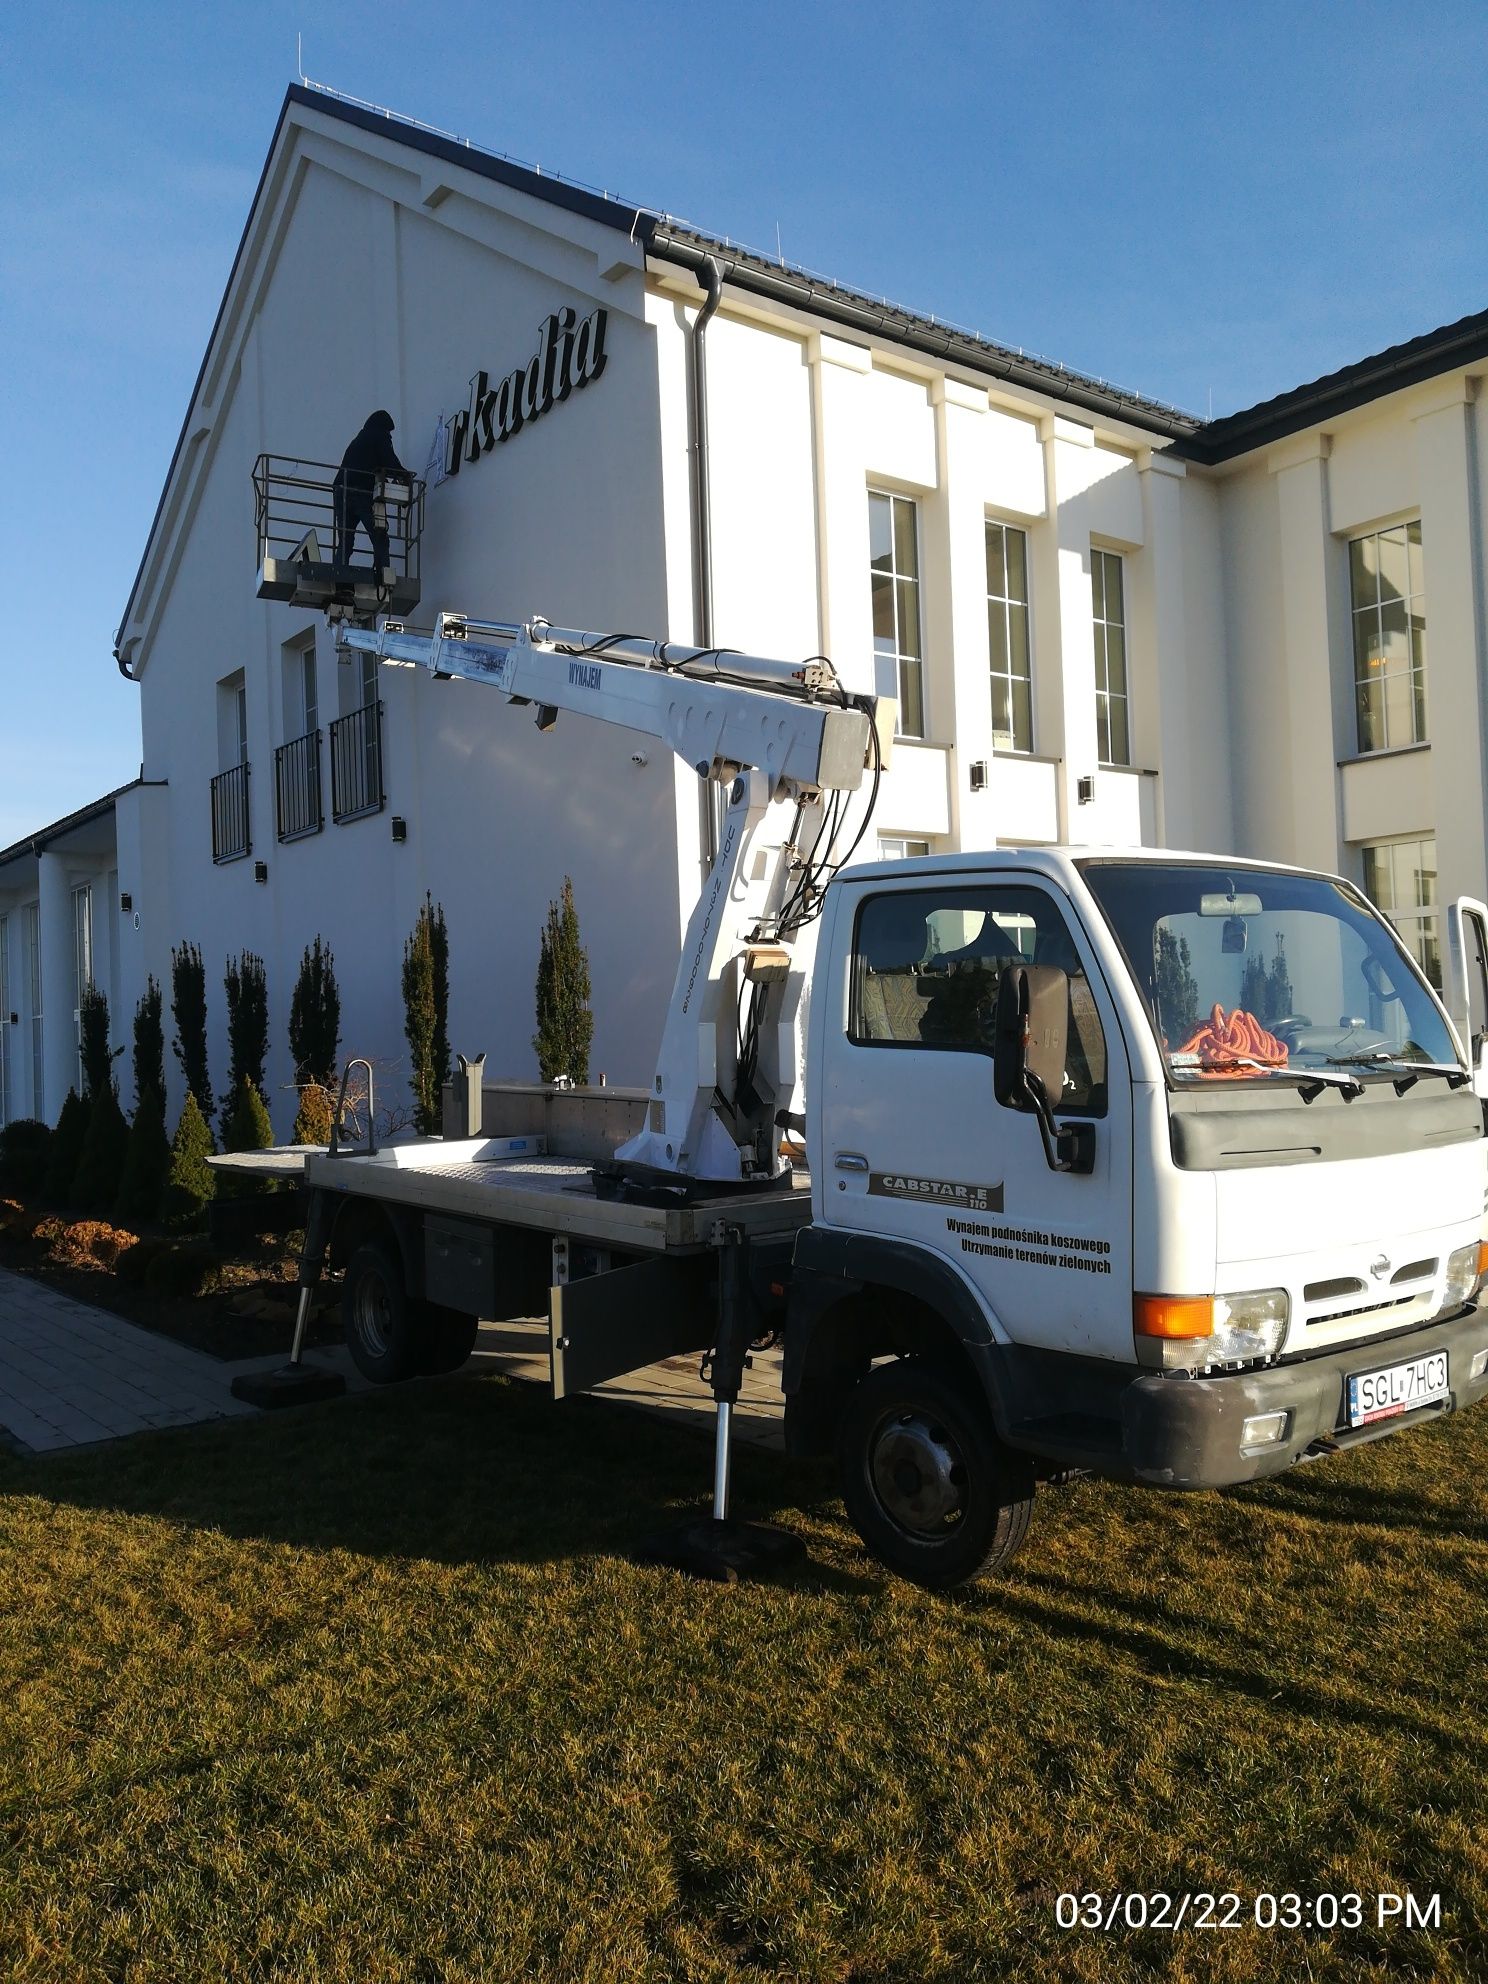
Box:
1477, 1242, 1488, 1280
1134, 1294, 1213, 1339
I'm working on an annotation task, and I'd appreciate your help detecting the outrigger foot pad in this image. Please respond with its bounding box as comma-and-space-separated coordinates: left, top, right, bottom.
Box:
230, 1361, 346, 1409
634, 1516, 806, 1584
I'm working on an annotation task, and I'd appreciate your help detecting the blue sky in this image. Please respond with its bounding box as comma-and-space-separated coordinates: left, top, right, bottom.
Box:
2, 0, 1486, 848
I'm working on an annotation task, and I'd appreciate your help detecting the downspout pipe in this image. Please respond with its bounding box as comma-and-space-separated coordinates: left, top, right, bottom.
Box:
690, 255, 725, 864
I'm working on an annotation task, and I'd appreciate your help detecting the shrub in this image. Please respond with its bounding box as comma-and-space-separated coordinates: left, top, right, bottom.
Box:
225, 951, 269, 1103
132, 977, 166, 1112
43, 1091, 90, 1206
30, 1216, 69, 1253
289, 938, 341, 1087
117, 1236, 169, 1286
171, 942, 214, 1126
403, 895, 451, 1136
533, 876, 593, 1085
46, 1219, 137, 1271
116, 1084, 171, 1227
0, 1198, 46, 1247
73, 1087, 130, 1216
292, 1082, 336, 1147
144, 1242, 223, 1300
0, 1118, 52, 1197
79, 985, 121, 1100
160, 1092, 216, 1231
223, 1078, 276, 1196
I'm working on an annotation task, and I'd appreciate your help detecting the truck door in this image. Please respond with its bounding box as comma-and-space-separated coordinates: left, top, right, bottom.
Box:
818, 876, 1133, 1359
1447, 896, 1488, 1100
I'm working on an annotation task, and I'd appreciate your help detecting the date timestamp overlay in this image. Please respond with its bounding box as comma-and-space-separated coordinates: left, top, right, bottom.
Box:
1055, 1892, 1442, 1933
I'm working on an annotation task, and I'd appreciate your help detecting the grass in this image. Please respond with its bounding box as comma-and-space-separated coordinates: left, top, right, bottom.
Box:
1, 1373, 1486, 1982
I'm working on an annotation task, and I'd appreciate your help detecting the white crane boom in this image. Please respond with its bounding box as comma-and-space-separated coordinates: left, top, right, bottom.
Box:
337, 613, 886, 1190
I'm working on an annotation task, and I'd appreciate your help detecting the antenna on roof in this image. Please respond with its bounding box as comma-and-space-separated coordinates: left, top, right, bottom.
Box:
297, 31, 307, 84
775, 221, 783, 264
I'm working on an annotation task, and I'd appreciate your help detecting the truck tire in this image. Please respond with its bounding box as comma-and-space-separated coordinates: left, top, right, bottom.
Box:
342, 1242, 423, 1384
836, 1358, 1035, 1589
420, 1305, 480, 1376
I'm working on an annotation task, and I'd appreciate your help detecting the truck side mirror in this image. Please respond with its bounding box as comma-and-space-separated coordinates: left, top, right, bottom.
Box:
993, 966, 1095, 1175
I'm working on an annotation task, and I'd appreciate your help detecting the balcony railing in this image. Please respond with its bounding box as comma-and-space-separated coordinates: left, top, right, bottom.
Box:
275, 728, 324, 842
211, 761, 251, 863
330, 700, 385, 823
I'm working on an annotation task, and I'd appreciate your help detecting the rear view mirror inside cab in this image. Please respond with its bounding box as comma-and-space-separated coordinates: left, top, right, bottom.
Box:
1200, 891, 1263, 917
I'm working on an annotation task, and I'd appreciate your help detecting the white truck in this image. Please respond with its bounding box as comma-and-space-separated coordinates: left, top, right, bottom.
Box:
279, 610, 1488, 1590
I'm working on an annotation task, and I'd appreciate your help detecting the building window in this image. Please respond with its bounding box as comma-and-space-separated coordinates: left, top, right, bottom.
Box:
1351, 520, 1425, 753
878, 836, 933, 862
1091, 548, 1130, 767
0, 914, 10, 1126
1363, 835, 1439, 988
870, 491, 925, 740
25, 902, 42, 1121
212, 671, 251, 862
277, 634, 324, 841
71, 884, 92, 1092
986, 521, 1032, 752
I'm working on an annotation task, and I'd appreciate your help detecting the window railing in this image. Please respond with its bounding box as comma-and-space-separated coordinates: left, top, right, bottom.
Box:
330, 700, 385, 823
275, 728, 324, 841
211, 761, 251, 863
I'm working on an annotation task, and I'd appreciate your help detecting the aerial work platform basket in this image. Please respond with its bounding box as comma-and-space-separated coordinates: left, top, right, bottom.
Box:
253, 454, 425, 616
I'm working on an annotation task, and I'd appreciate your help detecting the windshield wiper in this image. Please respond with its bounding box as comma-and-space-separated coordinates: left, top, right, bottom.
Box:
1325, 1050, 1470, 1094
1184, 1056, 1365, 1102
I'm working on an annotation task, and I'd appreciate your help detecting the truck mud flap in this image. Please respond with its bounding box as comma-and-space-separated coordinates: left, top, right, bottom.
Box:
550, 1255, 715, 1400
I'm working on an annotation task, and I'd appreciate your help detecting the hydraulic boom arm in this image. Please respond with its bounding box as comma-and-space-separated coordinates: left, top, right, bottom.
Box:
338, 612, 885, 1188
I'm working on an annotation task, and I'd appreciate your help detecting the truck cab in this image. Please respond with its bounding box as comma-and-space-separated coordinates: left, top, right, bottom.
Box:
791, 847, 1488, 1586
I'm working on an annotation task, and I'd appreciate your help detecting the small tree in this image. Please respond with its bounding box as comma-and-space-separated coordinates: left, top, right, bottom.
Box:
292, 1083, 336, 1147
132, 977, 166, 1113
533, 876, 593, 1085
223, 1077, 275, 1154
225, 952, 269, 1103
43, 1091, 90, 1206
1153, 928, 1199, 1046
160, 1092, 216, 1230
79, 985, 121, 1100
171, 942, 213, 1125
288, 937, 341, 1087
403, 895, 450, 1135
73, 1087, 130, 1216
116, 1084, 171, 1226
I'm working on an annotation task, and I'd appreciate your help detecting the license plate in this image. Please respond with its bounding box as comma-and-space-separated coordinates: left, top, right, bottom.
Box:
1346, 1350, 1450, 1427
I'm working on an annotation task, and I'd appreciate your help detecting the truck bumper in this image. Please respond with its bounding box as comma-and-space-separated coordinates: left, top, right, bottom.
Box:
1118, 1303, 1488, 1488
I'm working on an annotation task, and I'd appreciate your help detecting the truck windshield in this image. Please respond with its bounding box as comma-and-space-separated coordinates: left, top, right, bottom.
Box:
1077, 860, 1460, 1087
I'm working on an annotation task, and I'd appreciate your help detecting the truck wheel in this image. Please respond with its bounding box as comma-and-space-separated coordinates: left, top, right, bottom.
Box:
420, 1305, 479, 1376
342, 1242, 423, 1383
836, 1359, 1034, 1589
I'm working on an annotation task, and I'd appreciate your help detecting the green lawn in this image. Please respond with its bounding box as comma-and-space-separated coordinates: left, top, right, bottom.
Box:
1, 1371, 1485, 1982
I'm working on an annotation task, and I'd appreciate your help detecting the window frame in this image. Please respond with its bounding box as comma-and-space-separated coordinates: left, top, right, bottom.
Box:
1361, 833, 1440, 990
986, 517, 1033, 754
1350, 518, 1426, 754
869, 488, 927, 741
1091, 546, 1131, 768
845, 881, 1109, 1117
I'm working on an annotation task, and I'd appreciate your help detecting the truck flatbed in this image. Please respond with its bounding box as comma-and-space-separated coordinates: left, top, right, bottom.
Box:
303, 1141, 811, 1253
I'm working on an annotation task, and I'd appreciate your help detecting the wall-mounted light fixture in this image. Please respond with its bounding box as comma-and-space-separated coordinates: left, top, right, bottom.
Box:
1077, 774, 1096, 805
119, 892, 132, 913
969, 760, 988, 792
254, 860, 269, 884
391, 816, 408, 842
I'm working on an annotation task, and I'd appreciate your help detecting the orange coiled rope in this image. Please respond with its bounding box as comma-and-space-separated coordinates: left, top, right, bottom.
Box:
1175, 1003, 1289, 1076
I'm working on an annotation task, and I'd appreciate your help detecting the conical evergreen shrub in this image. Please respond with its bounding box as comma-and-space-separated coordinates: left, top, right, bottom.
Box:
160, 1092, 216, 1231
292, 1082, 336, 1147
116, 1085, 171, 1226
73, 1086, 130, 1216
43, 1090, 90, 1207
223, 1078, 276, 1194
533, 876, 593, 1085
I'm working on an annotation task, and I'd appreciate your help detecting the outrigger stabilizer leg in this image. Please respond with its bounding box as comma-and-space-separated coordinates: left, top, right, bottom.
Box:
635, 1225, 805, 1583
230, 1188, 346, 1408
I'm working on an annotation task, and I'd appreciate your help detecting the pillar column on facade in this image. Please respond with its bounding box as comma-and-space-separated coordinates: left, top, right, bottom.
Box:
933, 377, 996, 851
1267, 434, 1344, 871
1412, 381, 1488, 908
37, 850, 75, 1120
1134, 449, 1191, 847
809, 332, 874, 699
1040, 416, 1101, 843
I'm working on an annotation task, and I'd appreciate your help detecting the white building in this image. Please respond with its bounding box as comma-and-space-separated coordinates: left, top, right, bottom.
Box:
3, 84, 1486, 1129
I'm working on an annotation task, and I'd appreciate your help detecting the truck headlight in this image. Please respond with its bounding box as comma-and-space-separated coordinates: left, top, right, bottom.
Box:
1436, 1242, 1487, 1317
1134, 1289, 1289, 1371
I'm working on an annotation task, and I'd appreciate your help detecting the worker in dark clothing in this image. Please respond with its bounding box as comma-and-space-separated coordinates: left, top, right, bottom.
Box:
333, 409, 409, 569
